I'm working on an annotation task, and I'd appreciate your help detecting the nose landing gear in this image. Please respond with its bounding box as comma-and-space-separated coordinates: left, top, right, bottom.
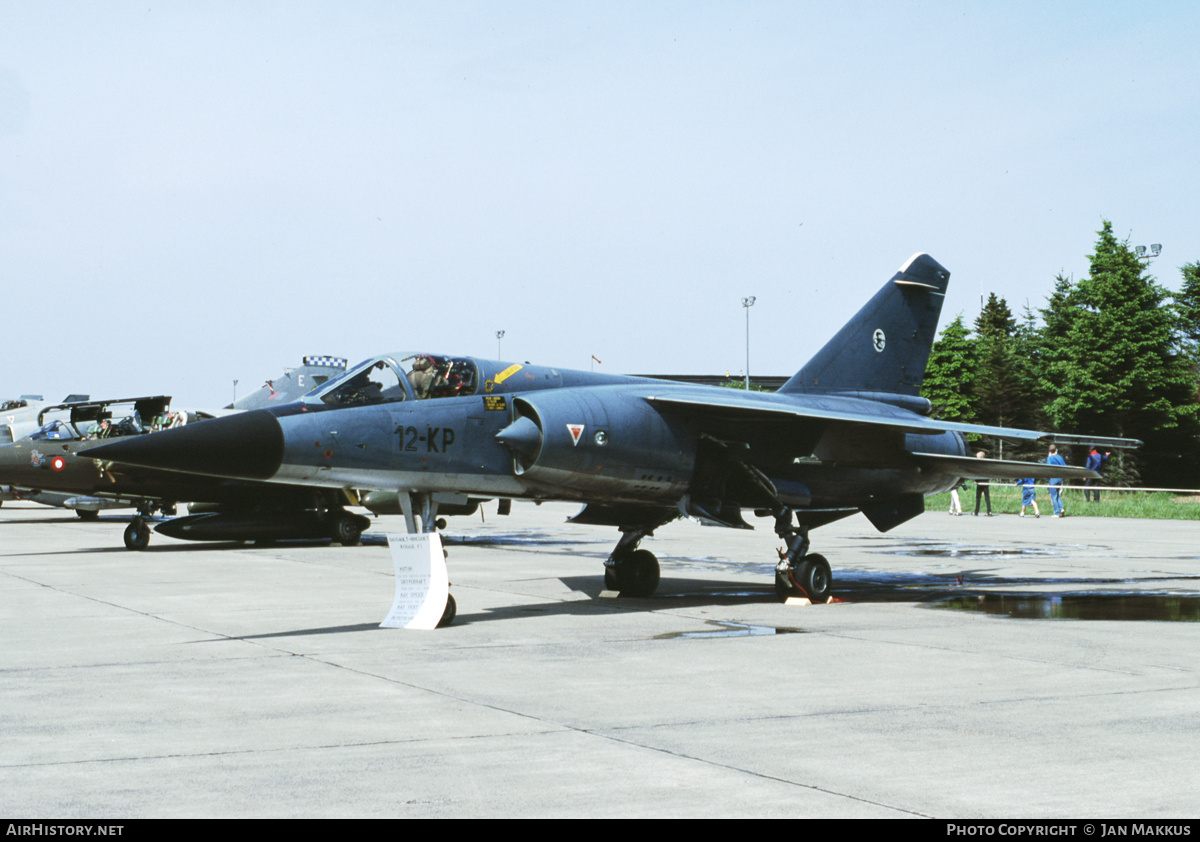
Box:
123, 515, 152, 550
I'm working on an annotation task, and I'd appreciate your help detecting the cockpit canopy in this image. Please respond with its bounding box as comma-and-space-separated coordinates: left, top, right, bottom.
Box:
29, 396, 175, 441
305, 354, 480, 408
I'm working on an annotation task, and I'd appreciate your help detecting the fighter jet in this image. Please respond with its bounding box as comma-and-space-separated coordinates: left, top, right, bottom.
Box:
3, 394, 89, 443
84, 255, 1140, 601
0, 356, 374, 545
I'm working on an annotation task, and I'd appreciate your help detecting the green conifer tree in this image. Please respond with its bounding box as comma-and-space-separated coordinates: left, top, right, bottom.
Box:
1175, 261, 1200, 366
1041, 221, 1198, 485
920, 314, 976, 421
972, 293, 1035, 457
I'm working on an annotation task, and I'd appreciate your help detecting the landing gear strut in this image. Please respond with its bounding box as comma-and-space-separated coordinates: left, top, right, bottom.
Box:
398, 490, 457, 626
604, 525, 662, 598
773, 509, 832, 602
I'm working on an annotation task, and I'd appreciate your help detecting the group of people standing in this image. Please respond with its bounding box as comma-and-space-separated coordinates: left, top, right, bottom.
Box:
947, 451, 1001, 517
947, 445, 1110, 518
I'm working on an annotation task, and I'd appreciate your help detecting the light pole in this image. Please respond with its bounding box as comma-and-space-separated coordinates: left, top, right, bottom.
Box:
496, 330, 505, 358
741, 296, 756, 390
1135, 243, 1163, 263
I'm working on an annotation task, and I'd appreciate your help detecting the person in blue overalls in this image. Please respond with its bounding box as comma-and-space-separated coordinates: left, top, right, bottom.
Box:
1085, 446, 1109, 502
1016, 476, 1040, 518
1046, 444, 1067, 517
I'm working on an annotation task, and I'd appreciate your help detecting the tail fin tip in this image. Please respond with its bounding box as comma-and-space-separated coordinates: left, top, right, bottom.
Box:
894, 253, 950, 292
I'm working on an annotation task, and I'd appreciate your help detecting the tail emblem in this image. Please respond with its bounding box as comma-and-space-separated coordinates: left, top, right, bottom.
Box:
873, 329, 886, 352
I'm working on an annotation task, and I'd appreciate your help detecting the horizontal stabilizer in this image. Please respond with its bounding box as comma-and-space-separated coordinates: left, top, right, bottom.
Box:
912, 452, 1099, 481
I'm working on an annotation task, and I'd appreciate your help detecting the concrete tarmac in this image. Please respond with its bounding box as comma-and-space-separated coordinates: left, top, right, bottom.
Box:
2, 499, 1199, 818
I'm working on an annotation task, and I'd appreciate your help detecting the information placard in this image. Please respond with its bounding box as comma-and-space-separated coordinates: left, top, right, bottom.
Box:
380, 533, 449, 630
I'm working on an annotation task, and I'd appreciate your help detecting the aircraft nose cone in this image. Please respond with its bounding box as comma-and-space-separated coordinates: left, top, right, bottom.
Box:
495, 415, 543, 460
81, 410, 285, 480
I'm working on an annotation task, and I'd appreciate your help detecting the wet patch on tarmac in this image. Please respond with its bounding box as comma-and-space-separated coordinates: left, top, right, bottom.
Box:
870, 540, 1109, 559
658, 561, 1186, 593
930, 592, 1200, 621
828, 569, 1200, 609
440, 530, 605, 548
655, 621, 805, 639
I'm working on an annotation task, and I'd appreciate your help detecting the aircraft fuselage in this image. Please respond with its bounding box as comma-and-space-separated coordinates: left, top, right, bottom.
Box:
192, 381, 966, 511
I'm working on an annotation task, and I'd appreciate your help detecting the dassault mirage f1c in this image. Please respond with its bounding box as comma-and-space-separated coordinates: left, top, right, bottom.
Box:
85, 254, 1140, 601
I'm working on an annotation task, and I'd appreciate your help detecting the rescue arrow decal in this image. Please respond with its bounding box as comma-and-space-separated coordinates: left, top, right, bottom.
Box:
494, 364, 523, 385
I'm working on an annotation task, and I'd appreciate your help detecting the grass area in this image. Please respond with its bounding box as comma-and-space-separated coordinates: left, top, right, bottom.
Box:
928, 484, 1200, 519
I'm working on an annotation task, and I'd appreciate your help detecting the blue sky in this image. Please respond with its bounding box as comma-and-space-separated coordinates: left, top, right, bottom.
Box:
2, 1, 1197, 407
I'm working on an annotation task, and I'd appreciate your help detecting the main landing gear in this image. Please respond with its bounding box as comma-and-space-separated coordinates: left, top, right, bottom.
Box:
603, 525, 662, 598
600, 509, 835, 603
772, 509, 832, 603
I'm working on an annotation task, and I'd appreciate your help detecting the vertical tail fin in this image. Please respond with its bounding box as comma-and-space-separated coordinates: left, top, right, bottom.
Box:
228, 356, 349, 410
778, 253, 949, 398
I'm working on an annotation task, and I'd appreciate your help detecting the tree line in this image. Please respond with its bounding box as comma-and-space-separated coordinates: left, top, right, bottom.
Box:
921, 221, 1200, 488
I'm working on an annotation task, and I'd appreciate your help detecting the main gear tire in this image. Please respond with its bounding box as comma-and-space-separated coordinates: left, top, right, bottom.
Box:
612, 549, 660, 598
795, 553, 832, 602
776, 553, 832, 602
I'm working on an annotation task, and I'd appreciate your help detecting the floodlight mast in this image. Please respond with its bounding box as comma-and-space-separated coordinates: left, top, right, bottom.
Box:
1135, 243, 1163, 262
742, 296, 756, 390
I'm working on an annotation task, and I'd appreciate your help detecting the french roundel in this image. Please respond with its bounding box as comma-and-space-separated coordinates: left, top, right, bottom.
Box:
50, 455, 66, 472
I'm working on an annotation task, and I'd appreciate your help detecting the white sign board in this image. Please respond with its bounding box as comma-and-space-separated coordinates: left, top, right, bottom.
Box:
380, 533, 449, 630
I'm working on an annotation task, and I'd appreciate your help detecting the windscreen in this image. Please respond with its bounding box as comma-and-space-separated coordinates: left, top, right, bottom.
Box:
314, 358, 409, 408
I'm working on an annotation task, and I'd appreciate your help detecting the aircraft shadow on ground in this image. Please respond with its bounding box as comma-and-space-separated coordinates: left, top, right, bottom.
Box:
1, 515, 113, 526
1, 539, 343, 557
168, 564, 1200, 643
1, 526, 609, 556
225, 623, 383, 640
217, 570, 1131, 639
